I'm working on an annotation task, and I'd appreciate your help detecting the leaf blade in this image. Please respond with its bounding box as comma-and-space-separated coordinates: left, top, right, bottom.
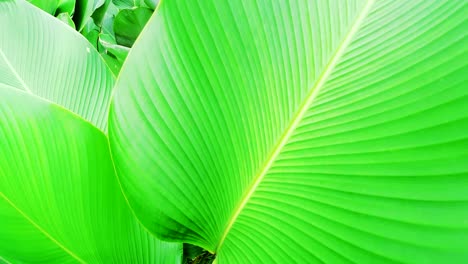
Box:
109, 0, 468, 262
0, 86, 182, 263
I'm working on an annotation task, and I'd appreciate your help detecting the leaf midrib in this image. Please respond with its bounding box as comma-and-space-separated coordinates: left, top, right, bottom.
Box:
0, 193, 85, 263
215, 0, 375, 253
0, 48, 106, 134
0, 48, 33, 94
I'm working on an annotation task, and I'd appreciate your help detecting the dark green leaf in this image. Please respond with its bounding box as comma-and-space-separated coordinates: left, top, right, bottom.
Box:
114, 7, 152, 47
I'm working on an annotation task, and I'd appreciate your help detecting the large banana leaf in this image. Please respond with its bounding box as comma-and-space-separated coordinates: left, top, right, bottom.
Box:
0, 0, 181, 262
0, 86, 182, 263
109, 0, 468, 263
0, 0, 112, 130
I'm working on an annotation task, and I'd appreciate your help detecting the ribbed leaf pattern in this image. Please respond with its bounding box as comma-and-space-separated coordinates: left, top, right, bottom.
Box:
0, 86, 182, 263
0, 0, 113, 130
109, 0, 468, 263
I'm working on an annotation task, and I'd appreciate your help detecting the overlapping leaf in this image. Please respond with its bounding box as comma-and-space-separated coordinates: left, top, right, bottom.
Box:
0, 0, 112, 130
0, 1, 181, 262
109, 0, 468, 263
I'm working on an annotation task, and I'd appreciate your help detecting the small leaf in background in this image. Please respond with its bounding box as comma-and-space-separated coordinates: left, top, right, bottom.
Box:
144, 0, 158, 10
114, 7, 152, 47
27, 0, 60, 14
99, 33, 130, 76
91, 0, 111, 26
101, 53, 121, 77
112, 0, 134, 9
101, 1, 119, 36
99, 33, 129, 62
56, 0, 75, 15
112, 0, 149, 9
80, 18, 101, 52
183, 244, 204, 263
74, 0, 105, 31
56, 12, 75, 29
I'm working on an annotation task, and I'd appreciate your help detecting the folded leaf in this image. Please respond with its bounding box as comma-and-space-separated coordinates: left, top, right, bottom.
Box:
99, 33, 130, 63
57, 12, 75, 29
0, 86, 182, 263
109, 0, 468, 263
0, 0, 113, 130
74, 0, 105, 32
114, 7, 152, 47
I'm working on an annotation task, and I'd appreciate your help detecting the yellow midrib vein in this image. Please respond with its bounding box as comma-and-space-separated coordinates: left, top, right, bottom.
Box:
0, 48, 33, 94
215, 0, 375, 253
0, 193, 86, 263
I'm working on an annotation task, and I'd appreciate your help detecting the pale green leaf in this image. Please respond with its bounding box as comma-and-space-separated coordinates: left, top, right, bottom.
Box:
99, 33, 129, 62
144, 0, 157, 10
109, 0, 468, 263
0, 0, 112, 130
112, 0, 133, 9
56, 12, 75, 29
112, 0, 147, 9
0, 86, 182, 263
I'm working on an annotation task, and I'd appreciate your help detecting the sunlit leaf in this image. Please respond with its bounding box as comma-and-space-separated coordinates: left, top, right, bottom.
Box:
109, 0, 468, 263
0, 0, 112, 130
0, 86, 182, 263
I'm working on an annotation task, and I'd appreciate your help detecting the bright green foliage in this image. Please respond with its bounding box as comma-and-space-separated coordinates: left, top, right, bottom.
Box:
0, 0, 113, 130
114, 7, 153, 47
0, 87, 181, 263
0, 1, 181, 263
29, 0, 153, 76
56, 0, 75, 15
109, 0, 468, 263
27, 0, 60, 14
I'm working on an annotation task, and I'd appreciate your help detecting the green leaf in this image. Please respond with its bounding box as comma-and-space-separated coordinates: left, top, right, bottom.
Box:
0, 0, 112, 130
114, 7, 152, 47
99, 33, 130, 76
74, 0, 105, 31
112, 0, 148, 9
183, 244, 204, 264
27, 0, 59, 14
56, 12, 75, 29
91, 0, 111, 27
56, 0, 75, 15
144, 0, 158, 10
80, 18, 101, 52
109, 0, 468, 263
99, 33, 129, 62
101, 53, 121, 77
0, 86, 182, 263
112, 0, 133, 9
101, 1, 118, 36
